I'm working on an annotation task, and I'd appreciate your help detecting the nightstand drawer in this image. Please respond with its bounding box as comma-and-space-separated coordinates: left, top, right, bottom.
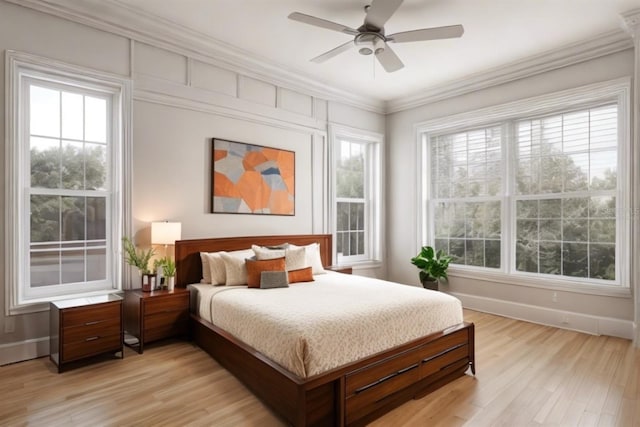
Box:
63, 317, 121, 343
63, 333, 122, 361
144, 294, 189, 315
144, 324, 183, 343
63, 303, 121, 327
144, 310, 187, 331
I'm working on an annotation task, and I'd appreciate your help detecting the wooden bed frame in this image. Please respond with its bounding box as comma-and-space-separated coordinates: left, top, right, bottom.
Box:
175, 234, 475, 427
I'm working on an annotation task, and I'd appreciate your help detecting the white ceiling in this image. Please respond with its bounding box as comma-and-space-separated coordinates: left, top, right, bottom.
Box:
114, 0, 637, 102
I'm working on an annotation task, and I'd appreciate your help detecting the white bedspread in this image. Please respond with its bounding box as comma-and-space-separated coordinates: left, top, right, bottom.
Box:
190, 272, 463, 378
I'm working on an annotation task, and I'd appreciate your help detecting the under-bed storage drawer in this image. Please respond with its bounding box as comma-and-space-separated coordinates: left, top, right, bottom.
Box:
344, 326, 470, 425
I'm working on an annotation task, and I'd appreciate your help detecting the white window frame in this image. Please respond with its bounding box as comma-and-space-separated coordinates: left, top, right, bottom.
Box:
416, 78, 631, 297
5, 51, 132, 314
329, 124, 383, 267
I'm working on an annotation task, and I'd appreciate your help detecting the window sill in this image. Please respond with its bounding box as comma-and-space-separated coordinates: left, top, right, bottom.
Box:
448, 267, 632, 299
9, 290, 123, 316
337, 259, 383, 271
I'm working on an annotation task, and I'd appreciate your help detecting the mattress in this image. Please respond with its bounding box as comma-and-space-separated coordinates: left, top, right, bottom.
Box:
189, 272, 463, 378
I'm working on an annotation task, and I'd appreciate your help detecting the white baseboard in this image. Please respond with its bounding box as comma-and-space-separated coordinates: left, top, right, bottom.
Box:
0, 337, 49, 366
451, 292, 634, 340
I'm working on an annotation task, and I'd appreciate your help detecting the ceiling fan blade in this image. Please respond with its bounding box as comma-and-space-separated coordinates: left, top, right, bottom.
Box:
388, 25, 464, 43
364, 0, 403, 30
376, 43, 404, 72
289, 12, 359, 36
310, 40, 354, 63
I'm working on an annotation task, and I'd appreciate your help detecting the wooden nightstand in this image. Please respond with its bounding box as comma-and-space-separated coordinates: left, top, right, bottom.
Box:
123, 288, 189, 354
49, 294, 124, 373
327, 265, 353, 274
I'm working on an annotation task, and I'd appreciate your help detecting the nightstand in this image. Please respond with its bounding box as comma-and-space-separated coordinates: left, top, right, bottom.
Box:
123, 288, 189, 354
49, 294, 124, 373
327, 265, 353, 274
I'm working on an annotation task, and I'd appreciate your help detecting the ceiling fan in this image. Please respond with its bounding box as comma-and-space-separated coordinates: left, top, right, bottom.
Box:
288, 0, 464, 73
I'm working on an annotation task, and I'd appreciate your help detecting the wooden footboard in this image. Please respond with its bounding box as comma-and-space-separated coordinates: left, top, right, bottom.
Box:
192, 313, 474, 427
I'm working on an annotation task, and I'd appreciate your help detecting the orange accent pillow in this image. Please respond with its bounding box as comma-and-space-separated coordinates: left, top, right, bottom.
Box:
288, 266, 314, 284
246, 257, 286, 288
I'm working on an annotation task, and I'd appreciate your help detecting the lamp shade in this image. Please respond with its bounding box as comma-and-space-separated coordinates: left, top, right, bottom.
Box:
151, 221, 181, 245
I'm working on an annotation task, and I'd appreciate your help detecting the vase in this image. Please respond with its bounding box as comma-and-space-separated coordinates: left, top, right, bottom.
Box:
420, 277, 439, 291
167, 276, 175, 292
141, 273, 157, 292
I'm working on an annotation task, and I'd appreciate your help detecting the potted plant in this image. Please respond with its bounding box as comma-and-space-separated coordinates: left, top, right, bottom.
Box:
410, 246, 452, 291
122, 237, 155, 291
160, 257, 177, 291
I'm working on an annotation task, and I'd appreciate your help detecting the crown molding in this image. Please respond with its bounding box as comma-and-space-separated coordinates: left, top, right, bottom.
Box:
386, 29, 634, 114
4, 0, 386, 114
622, 9, 640, 39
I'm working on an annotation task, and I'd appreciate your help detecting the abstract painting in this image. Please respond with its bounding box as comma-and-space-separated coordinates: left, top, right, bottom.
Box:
212, 139, 295, 215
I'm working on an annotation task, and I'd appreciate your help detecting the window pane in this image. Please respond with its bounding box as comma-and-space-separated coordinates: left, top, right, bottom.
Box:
61, 249, 85, 284
87, 197, 106, 240
61, 92, 83, 140
516, 240, 538, 273
85, 96, 107, 143
85, 143, 107, 190
30, 85, 60, 137
61, 140, 84, 190
589, 244, 615, 280
30, 250, 60, 287
31, 195, 60, 243
87, 248, 107, 281
62, 196, 86, 241
539, 242, 561, 275
336, 140, 364, 198
30, 137, 60, 188
563, 243, 588, 278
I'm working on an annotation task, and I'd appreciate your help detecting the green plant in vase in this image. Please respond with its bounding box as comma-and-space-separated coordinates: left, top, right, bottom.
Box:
410, 245, 451, 291
123, 237, 155, 289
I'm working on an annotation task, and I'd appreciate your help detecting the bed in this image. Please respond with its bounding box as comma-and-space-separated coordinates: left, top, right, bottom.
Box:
175, 234, 475, 427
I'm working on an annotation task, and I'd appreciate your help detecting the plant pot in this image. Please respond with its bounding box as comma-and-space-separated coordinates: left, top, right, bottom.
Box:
141, 273, 157, 292
421, 277, 439, 291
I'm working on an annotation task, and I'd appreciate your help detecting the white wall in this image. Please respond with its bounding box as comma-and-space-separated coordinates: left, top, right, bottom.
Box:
0, 1, 385, 363
386, 49, 636, 338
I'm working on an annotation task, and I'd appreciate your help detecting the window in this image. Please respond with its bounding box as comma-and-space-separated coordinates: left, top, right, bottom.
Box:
6, 51, 131, 312
331, 125, 382, 265
419, 79, 630, 290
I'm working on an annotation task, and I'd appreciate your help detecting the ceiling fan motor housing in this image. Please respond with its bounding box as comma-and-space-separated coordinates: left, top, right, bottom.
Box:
355, 32, 385, 56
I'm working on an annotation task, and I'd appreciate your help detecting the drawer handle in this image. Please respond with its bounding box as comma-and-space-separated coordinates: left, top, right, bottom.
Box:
84, 320, 102, 326
422, 343, 465, 363
85, 336, 100, 342
353, 363, 419, 395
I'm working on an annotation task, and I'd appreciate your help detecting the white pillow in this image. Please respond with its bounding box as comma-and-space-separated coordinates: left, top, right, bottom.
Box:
205, 252, 226, 285
200, 252, 212, 283
220, 251, 249, 286
288, 243, 326, 274
252, 245, 307, 271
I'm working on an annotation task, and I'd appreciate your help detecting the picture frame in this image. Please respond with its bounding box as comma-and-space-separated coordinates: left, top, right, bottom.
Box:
211, 138, 295, 216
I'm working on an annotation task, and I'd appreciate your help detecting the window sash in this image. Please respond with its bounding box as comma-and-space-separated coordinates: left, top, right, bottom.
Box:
6, 51, 130, 311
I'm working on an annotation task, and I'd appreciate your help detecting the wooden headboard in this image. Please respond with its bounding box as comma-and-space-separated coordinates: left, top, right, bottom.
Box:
174, 234, 332, 287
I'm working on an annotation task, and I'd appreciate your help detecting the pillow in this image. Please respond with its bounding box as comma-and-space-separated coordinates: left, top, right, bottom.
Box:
260, 271, 289, 289
288, 243, 326, 275
200, 252, 212, 283
201, 249, 253, 284
288, 266, 314, 284
220, 252, 249, 286
246, 257, 286, 288
205, 252, 226, 285
252, 245, 308, 271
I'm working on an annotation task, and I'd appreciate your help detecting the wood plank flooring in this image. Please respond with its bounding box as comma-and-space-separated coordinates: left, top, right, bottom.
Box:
1, 309, 638, 426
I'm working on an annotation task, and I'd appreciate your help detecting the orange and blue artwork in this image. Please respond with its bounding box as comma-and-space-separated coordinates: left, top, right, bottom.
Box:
212, 139, 295, 215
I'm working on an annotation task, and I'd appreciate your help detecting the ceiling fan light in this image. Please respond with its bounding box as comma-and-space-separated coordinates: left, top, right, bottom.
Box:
374, 47, 384, 55
359, 47, 373, 55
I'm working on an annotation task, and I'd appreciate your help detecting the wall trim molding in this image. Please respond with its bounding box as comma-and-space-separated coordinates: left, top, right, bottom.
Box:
6, 0, 385, 114
452, 292, 634, 340
0, 337, 49, 366
7, 1, 636, 116
134, 78, 327, 135
386, 29, 633, 113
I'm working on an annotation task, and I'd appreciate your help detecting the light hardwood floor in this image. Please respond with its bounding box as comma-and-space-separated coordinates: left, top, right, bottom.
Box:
1, 310, 638, 426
